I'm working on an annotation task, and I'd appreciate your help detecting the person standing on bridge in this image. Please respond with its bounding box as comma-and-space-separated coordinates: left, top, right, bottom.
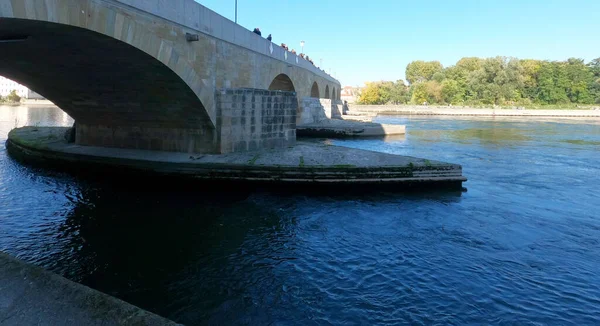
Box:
253, 28, 261, 36
267, 34, 272, 42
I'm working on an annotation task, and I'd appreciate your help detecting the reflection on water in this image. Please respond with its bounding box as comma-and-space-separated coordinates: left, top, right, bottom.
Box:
447, 128, 533, 145
0, 105, 72, 134
1, 107, 600, 325
562, 139, 600, 146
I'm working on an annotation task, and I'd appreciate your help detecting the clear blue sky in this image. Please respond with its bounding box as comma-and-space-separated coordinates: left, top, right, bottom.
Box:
197, 0, 599, 87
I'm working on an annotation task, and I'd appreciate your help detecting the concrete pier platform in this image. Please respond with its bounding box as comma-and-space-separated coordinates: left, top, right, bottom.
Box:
0, 252, 179, 325
6, 127, 465, 188
297, 119, 406, 138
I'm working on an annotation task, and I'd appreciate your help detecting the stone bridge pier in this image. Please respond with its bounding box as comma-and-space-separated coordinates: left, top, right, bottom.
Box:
0, 0, 340, 154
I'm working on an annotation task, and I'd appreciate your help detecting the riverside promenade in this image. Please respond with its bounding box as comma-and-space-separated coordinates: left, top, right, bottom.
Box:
6, 127, 466, 188
348, 105, 600, 117
0, 252, 179, 325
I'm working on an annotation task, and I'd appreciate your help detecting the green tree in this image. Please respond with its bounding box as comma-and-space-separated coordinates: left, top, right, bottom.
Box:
410, 83, 428, 104
6, 90, 21, 103
520, 59, 542, 99
358, 81, 409, 104
357, 82, 383, 104
425, 81, 443, 103
456, 57, 483, 73
410, 81, 442, 104
588, 58, 600, 103
389, 80, 409, 104
589, 58, 600, 76
432, 71, 446, 83
563, 58, 593, 103
536, 61, 569, 104
405, 61, 443, 84
467, 57, 523, 105
377, 81, 393, 104
443, 66, 469, 102
441, 79, 462, 104
367, 56, 597, 106
444, 56, 485, 102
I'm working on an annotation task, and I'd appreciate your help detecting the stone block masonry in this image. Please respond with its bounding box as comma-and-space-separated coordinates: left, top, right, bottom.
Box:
299, 97, 328, 124
299, 98, 345, 124
76, 124, 217, 153
217, 88, 297, 153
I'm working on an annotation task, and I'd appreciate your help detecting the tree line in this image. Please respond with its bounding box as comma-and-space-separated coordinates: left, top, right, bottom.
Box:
0, 90, 21, 103
358, 57, 600, 106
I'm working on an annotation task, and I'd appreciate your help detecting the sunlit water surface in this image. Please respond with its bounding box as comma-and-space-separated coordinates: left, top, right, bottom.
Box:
1, 106, 599, 325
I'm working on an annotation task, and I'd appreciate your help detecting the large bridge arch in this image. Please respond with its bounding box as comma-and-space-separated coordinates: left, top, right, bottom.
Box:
0, 18, 211, 128
0, 0, 219, 153
0, 2, 214, 124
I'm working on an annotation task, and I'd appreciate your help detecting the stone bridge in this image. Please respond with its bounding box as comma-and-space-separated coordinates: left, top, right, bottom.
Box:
0, 0, 341, 153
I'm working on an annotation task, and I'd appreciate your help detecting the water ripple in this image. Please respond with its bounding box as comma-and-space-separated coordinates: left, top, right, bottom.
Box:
1, 108, 600, 325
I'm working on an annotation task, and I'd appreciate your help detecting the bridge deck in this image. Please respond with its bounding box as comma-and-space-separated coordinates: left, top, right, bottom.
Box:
7, 127, 466, 188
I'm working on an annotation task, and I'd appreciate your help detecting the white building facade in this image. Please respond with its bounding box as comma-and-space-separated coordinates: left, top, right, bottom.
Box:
0, 76, 45, 99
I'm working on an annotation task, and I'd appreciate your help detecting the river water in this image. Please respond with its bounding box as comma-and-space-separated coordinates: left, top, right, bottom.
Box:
1, 105, 599, 325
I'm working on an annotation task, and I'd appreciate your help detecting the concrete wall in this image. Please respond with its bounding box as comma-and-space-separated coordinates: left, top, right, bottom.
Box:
217, 89, 296, 153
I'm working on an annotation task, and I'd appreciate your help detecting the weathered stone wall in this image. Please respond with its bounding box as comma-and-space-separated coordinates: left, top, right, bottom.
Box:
299, 98, 328, 124
76, 124, 217, 153
217, 89, 296, 153
331, 100, 344, 119
75, 89, 298, 154
298, 98, 345, 124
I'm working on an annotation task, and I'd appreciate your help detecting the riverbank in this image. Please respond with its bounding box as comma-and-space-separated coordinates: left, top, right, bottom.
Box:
6, 126, 466, 189
1, 99, 56, 106
348, 105, 600, 118
0, 252, 179, 325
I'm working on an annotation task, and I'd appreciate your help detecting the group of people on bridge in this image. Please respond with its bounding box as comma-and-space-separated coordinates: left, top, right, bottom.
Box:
253, 28, 320, 70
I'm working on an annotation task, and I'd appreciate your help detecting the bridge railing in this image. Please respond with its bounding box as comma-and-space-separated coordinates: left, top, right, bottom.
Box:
112, 0, 339, 85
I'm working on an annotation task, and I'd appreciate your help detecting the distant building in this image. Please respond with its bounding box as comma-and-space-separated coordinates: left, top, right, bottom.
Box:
341, 86, 361, 103
0, 76, 45, 99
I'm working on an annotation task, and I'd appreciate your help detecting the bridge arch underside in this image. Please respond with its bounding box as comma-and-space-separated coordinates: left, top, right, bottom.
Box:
0, 18, 215, 153
268, 74, 296, 92
310, 82, 320, 98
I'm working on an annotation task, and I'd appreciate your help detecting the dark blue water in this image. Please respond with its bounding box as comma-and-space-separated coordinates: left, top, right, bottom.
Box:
1, 106, 600, 325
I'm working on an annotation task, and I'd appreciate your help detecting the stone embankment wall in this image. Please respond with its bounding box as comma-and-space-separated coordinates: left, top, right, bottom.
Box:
0, 251, 179, 325
298, 98, 344, 124
217, 89, 297, 153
